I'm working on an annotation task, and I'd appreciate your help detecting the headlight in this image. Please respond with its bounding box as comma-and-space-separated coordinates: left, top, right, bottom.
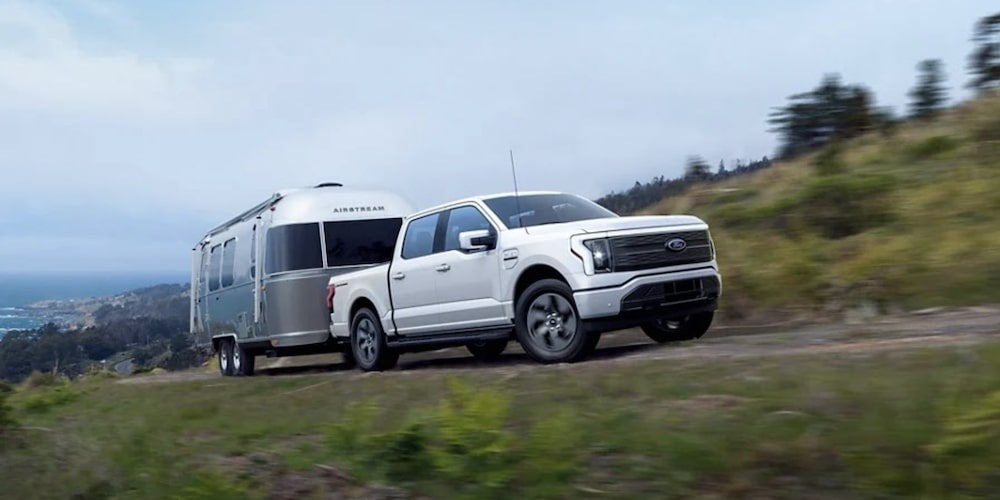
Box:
583, 238, 612, 273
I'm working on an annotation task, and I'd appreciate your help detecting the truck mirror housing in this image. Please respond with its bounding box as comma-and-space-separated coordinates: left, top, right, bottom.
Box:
459, 229, 496, 252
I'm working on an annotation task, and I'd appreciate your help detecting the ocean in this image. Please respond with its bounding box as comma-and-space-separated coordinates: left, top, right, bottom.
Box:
0, 272, 188, 334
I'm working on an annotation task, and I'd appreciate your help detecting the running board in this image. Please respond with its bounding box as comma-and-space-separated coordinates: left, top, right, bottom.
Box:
387, 328, 512, 353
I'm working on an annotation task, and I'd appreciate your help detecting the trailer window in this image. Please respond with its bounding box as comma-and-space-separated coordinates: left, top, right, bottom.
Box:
249, 225, 256, 279
208, 244, 222, 291
324, 218, 402, 267
221, 238, 237, 287
265, 223, 323, 274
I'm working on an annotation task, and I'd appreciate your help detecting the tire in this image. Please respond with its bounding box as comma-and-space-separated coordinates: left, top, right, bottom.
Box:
641, 311, 714, 343
581, 332, 601, 356
514, 279, 592, 364
341, 349, 357, 369
350, 308, 399, 371
218, 339, 234, 377
466, 339, 508, 361
232, 341, 255, 376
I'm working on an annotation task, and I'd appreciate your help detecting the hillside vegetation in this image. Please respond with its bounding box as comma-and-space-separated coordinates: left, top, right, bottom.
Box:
2, 333, 998, 498
642, 92, 1000, 321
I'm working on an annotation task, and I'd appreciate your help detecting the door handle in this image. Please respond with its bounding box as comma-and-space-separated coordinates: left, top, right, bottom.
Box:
391, 272, 406, 280
436, 263, 451, 273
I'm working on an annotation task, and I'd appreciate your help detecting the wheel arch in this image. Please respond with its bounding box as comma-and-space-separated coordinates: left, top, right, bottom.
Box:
513, 264, 569, 307
349, 296, 378, 325
210, 333, 237, 354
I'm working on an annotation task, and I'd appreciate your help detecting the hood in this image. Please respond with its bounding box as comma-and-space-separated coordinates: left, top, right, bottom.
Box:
513, 215, 706, 236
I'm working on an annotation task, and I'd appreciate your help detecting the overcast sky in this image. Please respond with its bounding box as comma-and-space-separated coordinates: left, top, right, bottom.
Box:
0, 0, 993, 274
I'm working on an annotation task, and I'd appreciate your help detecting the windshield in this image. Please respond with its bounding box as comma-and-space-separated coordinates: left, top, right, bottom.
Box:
483, 194, 618, 229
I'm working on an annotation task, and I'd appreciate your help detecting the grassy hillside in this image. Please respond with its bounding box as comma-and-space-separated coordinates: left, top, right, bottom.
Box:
642, 92, 1000, 321
2, 336, 998, 498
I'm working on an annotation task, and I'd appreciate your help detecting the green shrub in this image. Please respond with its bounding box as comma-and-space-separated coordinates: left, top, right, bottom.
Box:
324, 378, 514, 494
792, 173, 897, 238
905, 135, 959, 160
429, 378, 513, 492
518, 407, 585, 495
928, 390, 1000, 492
21, 371, 64, 389
325, 402, 433, 483
0, 381, 16, 438
325, 401, 378, 464
813, 143, 846, 175
175, 470, 255, 500
20, 382, 81, 414
369, 422, 433, 482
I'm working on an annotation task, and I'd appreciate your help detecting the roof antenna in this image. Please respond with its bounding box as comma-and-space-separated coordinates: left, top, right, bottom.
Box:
509, 149, 527, 233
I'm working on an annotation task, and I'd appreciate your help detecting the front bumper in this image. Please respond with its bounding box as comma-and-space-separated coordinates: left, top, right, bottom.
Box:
573, 266, 721, 324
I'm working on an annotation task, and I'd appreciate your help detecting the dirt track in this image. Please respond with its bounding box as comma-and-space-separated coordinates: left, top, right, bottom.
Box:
119, 306, 1000, 385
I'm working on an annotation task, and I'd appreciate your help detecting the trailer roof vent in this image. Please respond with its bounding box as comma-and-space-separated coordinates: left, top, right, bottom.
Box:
314, 182, 344, 188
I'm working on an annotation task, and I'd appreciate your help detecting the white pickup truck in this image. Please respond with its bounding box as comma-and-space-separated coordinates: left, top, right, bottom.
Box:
327, 191, 721, 371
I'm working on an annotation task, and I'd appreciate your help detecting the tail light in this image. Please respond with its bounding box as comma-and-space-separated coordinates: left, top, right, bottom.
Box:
325, 284, 336, 312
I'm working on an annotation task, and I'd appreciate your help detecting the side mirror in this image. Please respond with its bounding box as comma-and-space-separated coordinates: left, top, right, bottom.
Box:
459, 229, 496, 252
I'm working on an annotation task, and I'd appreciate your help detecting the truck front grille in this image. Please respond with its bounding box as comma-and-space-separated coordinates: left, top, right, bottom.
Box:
610, 230, 712, 272
621, 277, 720, 311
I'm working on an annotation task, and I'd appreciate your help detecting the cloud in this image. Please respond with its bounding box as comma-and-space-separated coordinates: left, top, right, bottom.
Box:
0, 0, 995, 273
0, 1, 210, 120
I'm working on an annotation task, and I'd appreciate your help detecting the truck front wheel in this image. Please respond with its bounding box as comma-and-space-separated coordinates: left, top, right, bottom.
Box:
641, 312, 714, 343
350, 308, 399, 371
515, 279, 592, 364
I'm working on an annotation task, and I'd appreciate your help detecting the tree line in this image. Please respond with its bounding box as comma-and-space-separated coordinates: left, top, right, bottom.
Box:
600, 11, 1000, 214
596, 156, 772, 214
0, 284, 197, 383
0, 318, 195, 383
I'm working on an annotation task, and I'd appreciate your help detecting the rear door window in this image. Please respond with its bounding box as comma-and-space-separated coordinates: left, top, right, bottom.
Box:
324, 218, 402, 267
401, 213, 440, 259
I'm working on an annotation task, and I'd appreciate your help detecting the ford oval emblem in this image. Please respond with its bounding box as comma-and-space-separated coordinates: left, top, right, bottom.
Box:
666, 238, 687, 252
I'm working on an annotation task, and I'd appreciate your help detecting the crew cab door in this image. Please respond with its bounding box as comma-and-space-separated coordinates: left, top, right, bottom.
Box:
432, 205, 506, 330
389, 212, 444, 335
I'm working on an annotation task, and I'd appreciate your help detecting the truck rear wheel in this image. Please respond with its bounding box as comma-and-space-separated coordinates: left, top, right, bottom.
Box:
351, 308, 399, 371
641, 312, 714, 343
515, 279, 592, 364
466, 339, 507, 361
341, 349, 357, 369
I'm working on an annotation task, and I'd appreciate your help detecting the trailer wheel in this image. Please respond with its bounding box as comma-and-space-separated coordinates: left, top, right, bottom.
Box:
232, 342, 255, 376
350, 308, 398, 371
218, 339, 234, 377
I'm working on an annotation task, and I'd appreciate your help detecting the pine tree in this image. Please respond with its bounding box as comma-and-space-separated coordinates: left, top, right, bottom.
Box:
909, 59, 948, 118
768, 74, 879, 158
968, 12, 1000, 92
684, 156, 710, 181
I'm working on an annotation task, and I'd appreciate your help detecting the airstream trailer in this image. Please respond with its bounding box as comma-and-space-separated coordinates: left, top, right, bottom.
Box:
190, 183, 414, 376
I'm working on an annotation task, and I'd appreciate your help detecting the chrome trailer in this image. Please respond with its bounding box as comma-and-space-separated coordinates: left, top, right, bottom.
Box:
190, 183, 413, 376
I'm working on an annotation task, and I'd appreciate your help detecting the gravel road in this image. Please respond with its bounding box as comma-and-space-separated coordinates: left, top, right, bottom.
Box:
118, 305, 1000, 385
